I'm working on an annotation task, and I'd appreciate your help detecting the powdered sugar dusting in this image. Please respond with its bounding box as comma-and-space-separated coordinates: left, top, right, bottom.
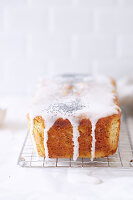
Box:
29, 74, 119, 160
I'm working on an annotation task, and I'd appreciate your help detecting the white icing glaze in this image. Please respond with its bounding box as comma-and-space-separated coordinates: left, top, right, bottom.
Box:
71, 118, 80, 161
91, 120, 97, 161
29, 74, 120, 160
43, 117, 57, 160
43, 120, 50, 160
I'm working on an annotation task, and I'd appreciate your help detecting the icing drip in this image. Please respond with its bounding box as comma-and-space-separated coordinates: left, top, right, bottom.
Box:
43, 124, 49, 160
71, 119, 80, 161
91, 120, 97, 161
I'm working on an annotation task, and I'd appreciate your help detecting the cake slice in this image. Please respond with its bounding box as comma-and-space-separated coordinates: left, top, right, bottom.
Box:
27, 74, 121, 160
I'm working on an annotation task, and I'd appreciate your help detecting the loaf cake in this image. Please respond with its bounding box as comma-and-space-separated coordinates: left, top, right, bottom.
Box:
27, 74, 121, 161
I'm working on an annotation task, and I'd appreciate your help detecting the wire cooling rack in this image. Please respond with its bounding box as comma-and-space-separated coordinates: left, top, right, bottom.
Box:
17, 111, 133, 168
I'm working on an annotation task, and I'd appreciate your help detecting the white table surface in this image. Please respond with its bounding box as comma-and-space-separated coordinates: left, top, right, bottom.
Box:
0, 96, 133, 200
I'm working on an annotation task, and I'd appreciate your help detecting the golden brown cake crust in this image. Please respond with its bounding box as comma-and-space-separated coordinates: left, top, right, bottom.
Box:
27, 108, 121, 159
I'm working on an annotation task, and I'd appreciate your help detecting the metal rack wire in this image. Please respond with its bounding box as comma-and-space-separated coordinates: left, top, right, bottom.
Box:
17, 111, 133, 168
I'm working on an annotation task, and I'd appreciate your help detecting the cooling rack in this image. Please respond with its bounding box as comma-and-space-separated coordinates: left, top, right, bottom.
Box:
17, 111, 133, 168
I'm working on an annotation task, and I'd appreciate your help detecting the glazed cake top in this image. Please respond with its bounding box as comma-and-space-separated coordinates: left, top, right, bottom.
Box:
29, 74, 120, 161
30, 74, 120, 121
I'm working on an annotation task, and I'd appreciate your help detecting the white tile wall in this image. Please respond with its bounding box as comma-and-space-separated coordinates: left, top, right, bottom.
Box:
77, 34, 115, 58
54, 8, 93, 34
0, 0, 132, 95
95, 8, 133, 34
117, 35, 133, 58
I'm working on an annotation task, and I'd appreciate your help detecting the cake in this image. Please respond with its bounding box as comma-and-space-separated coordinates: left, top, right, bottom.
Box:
27, 74, 121, 161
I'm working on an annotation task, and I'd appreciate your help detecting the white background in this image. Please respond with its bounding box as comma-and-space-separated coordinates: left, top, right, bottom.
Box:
0, 0, 133, 95
0, 1, 133, 199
